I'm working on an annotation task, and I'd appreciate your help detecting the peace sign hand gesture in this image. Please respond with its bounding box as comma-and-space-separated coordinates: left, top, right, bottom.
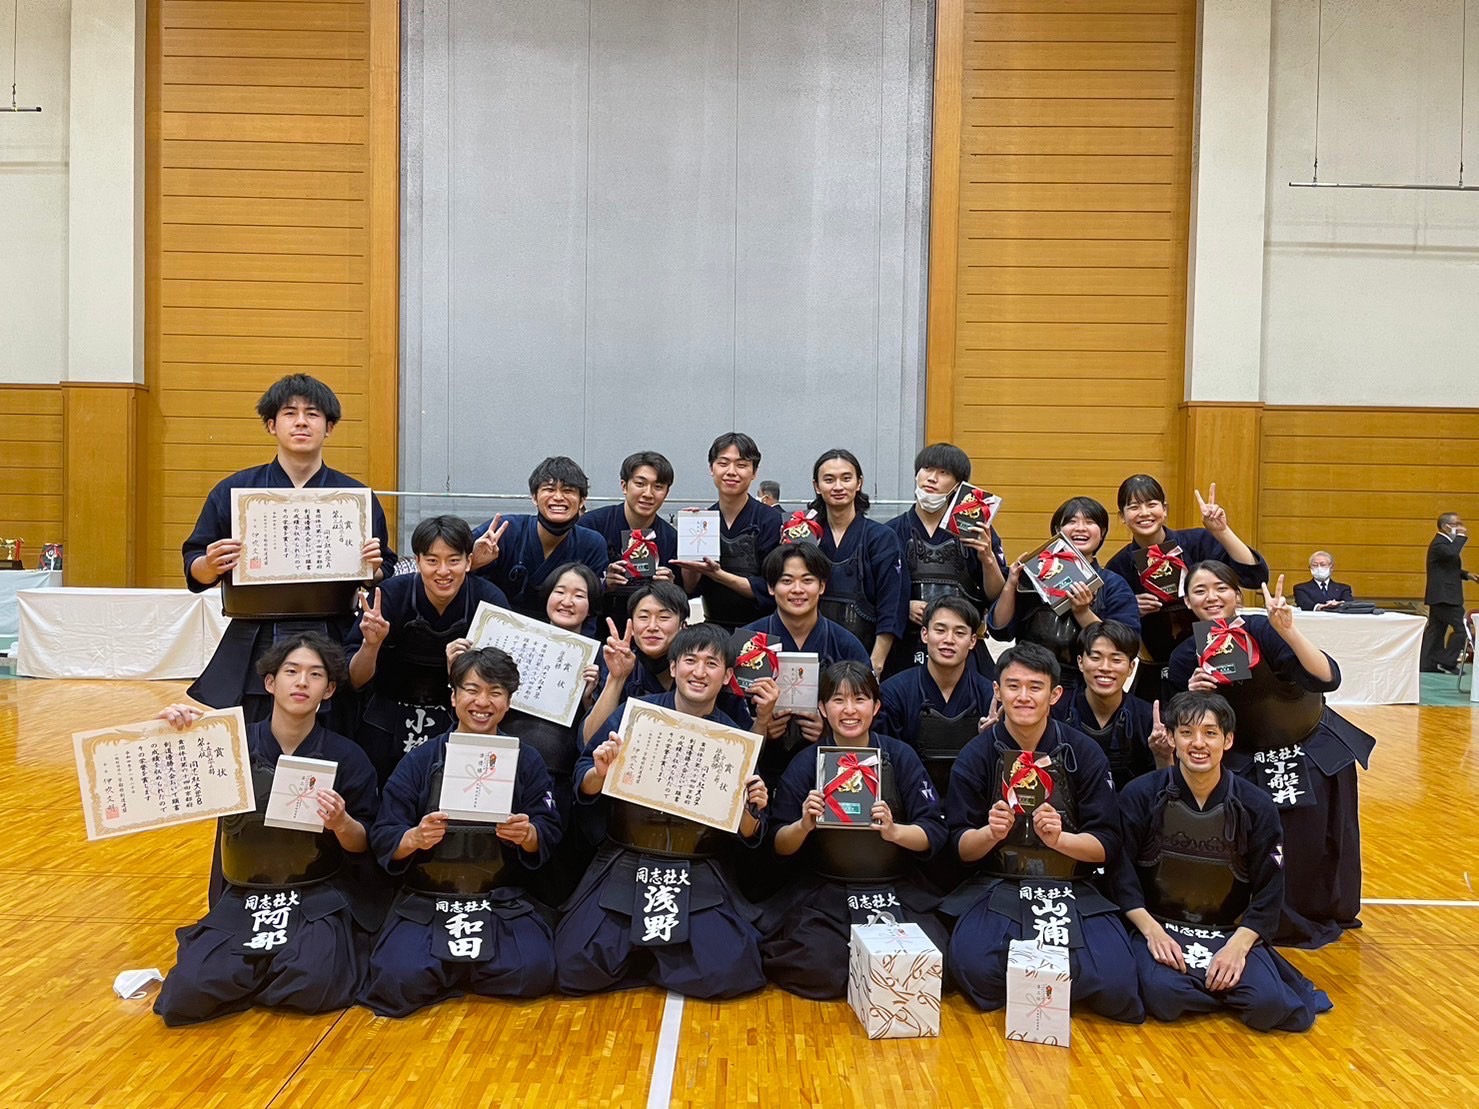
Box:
1148, 700, 1174, 768
1195, 483, 1229, 533
471, 514, 509, 571
359, 587, 390, 647
978, 691, 1001, 734
1262, 574, 1294, 637
602, 617, 636, 682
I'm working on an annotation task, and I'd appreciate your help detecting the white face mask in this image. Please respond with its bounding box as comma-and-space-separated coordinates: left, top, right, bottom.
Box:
1311, 566, 1332, 582
915, 486, 951, 513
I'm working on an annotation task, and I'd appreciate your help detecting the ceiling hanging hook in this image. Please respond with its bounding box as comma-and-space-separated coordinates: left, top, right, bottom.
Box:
2, 0, 44, 113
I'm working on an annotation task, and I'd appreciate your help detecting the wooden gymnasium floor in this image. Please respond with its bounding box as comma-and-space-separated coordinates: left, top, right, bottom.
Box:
2, 680, 1476, 1107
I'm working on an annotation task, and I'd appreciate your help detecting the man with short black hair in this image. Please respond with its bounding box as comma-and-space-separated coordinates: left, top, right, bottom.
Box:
360, 646, 563, 1016
579, 450, 679, 631
1114, 691, 1331, 1032
879, 596, 997, 798
346, 514, 511, 783
183, 374, 394, 728
469, 456, 608, 619
1422, 513, 1476, 673
741, 543, 871, 783
154, 631, 380, 1025
882, 442, 1007, 677
944, 641, 1142, 1022
676, 432, 782, 632
1062, 620, 1170, 790
556, 624, 770, 998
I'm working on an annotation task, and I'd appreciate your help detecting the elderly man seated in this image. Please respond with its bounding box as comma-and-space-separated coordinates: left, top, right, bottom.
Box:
1293, 551, 1354, 611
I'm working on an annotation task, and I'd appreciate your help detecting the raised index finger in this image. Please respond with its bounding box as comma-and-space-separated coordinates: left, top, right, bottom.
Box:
1194, 488, 1207, 511
371, 587, 382, 614
1152, 699, 1161, 726
606, 617, 620, 641
1275, 573, 1286, 600
1260, 581, 1273, 606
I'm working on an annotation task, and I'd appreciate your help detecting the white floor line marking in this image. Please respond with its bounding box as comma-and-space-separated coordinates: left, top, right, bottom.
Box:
1361, 898, 1479, 907
647, 990, 684, 1109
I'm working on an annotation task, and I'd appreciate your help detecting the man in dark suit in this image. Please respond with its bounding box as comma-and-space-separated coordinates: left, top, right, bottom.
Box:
1294, 550, 1355, 611
1422, 513, 1478, 674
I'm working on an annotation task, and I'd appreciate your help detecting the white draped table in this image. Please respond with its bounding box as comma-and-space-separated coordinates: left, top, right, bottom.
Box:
17, 587, 229, 680
1242, 607, 1423, 706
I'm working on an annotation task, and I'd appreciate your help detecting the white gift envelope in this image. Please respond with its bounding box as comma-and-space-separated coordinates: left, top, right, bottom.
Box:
677, 511, 721, 561
439, 733, 520, 823
775, 652, 820, 713
263, 755, 337, 832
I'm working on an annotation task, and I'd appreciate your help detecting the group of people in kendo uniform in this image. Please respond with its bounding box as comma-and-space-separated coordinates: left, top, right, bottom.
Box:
154, 373, 1369, 1031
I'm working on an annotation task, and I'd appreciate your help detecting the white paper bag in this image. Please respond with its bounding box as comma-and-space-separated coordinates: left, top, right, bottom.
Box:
1006, 939, 1071, 1047
847, 921, 942, 1039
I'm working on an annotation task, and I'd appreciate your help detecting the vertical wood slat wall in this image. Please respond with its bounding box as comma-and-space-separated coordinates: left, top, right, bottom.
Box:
926, 0, 1196, 563
0, 387, 64, 550
144, 0, 398, 587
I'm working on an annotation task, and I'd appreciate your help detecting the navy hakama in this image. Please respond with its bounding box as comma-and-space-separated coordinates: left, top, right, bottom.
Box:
758, 734, 949, 999
155, 722, 380, 1025
1116, 768, 1332, 1031
553, 692, 767, 999
359, 731, 563, 1016
942, 721, 1143, 1022
1167, 615, 1374, 948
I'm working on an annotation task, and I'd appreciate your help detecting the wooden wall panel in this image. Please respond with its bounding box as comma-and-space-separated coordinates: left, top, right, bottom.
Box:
926, 0, 1197, 564
1259, 408, 1479, 603
145, 0, 398, 587
0, 387, 65, 554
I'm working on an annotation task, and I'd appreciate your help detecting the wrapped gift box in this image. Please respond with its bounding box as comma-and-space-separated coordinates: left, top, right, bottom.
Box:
847, 921, 942, 1039
1006, 939, 1071, 1048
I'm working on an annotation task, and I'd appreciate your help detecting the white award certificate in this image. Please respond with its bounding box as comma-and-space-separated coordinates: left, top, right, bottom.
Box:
231, 486, 372, 586
73, 707, 254, 841
468, 601, 599, 726
603, 699, 762, 833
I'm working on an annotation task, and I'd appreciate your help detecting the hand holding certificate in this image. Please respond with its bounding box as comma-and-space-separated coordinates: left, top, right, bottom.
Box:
230, 487, 372, 586
74, 707, 254, 841
469, 602, 600, 726
264, 755, 338, 832
602, 699, 762, 832
439, 733, 520, 823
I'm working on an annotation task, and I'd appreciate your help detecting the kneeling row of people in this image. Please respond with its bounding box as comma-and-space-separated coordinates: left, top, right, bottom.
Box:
154, 625, 1329, 1034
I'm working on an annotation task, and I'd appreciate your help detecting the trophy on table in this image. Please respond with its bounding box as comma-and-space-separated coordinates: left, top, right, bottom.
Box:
0, 539, 22, 570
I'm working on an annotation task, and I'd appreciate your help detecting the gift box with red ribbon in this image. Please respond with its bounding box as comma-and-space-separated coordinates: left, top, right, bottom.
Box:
1193, 617, 1259, 683
943, 484, 1001, 540
1019, 535, 1103, 616
815, 746, 881, 828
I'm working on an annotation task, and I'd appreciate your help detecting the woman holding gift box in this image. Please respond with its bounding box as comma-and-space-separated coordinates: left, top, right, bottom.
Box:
1105, 475, 1269, 703
943, 642, 1144, 1022
1164, 561, 1375, 949
798, 449, 906, 677
762, 660, 950, 999
987, 496, 1140, 704
1114, 690, 1332, 1031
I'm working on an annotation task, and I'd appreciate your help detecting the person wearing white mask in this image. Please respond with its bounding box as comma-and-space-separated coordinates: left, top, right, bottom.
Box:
1293, 551, 1354, 612
881, 443, 1006, 679
1422, 513, 1478, 674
